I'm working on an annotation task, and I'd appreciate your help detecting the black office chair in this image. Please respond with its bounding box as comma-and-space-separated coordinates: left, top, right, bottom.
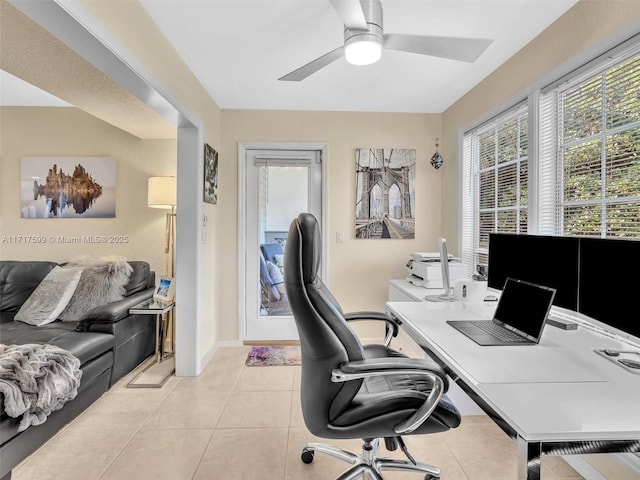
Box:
284, 213, 462, 480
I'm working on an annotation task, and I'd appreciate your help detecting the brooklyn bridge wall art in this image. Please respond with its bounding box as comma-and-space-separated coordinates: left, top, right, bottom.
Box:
21, 156, 116, 219
355, 148, 415, 239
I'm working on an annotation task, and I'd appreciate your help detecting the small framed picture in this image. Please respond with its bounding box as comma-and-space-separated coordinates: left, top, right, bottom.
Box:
154, 276, 175, 302
203, 143, 218, 205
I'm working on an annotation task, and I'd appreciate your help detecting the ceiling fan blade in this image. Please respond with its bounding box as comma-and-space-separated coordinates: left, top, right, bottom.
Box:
383, 34, 493, 63
278, 46, 344, 81
329, 0, 368, 30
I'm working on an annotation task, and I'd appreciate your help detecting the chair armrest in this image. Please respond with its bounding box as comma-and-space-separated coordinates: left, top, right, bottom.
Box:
333, 357, 446, 379
344, 311, 400, 346
76, 288, 154, 327
331, 357, 446, 435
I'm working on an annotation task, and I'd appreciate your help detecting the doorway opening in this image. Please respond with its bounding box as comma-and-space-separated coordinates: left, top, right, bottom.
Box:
240, 143, 326, 341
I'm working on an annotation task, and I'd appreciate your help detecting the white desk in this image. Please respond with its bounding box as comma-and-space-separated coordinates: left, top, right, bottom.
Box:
386, 300, 640, 480
388, 278, 495, 415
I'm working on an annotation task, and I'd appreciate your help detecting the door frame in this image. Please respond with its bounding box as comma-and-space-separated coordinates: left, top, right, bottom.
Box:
238, 142, 329, 342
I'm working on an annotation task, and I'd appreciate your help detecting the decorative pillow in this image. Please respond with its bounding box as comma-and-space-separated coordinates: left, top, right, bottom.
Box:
273, 254, 284, 268
266, 261, 285, 295
14, 266, 83, 326
59, 255, 133, 322
260, 254, 280, 302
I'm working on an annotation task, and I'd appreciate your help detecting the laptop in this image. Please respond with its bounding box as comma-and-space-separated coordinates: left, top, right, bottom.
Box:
447, 278, 556, 346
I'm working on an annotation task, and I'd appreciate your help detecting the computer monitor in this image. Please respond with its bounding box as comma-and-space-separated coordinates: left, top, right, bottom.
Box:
487, 233, 579, 311
578, 236, 640, 342
425, 237, 454, 302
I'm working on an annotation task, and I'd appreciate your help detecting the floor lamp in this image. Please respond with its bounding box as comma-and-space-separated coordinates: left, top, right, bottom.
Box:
148, 176, 176, 353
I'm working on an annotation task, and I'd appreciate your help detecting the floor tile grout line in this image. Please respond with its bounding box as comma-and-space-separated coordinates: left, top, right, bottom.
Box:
15, 347, 588, 480
439, 432, 472, 480
96, 377, 184, 480
285, 392, 293, 480
189, 428, 217, 480
95, 426, 145, 480
136, 377, 182, 430
212, 386, 234, 430
101, 344, 244, 480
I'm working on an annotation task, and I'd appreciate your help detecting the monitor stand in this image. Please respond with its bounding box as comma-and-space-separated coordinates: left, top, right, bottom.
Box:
425, 237, 454, 302
425, 291, 454, 302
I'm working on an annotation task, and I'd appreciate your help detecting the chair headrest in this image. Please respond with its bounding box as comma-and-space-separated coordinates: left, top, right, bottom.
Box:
291, 213, 322, 284
284, 213, 322, 284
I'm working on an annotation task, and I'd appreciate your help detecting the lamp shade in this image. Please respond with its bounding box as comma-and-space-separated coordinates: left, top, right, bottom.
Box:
148, 176, 176, 209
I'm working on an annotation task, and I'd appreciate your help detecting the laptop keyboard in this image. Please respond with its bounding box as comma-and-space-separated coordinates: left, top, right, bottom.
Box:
474, 320, 529, 342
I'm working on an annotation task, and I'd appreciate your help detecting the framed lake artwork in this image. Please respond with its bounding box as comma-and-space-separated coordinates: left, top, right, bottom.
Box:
21, 156, 116, 218
355, 148, 416, 239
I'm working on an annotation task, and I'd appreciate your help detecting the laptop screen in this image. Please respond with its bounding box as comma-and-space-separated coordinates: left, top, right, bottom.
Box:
493, 278, 556, 341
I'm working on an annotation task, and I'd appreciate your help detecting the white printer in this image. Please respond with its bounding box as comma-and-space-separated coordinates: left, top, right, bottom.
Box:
407, 252, 466, 288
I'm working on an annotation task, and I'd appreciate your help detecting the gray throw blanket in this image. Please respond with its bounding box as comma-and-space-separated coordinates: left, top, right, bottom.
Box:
0, 343, 82, 432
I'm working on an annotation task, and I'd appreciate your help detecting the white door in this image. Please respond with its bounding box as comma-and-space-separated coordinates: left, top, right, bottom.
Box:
243, 147, 323, 341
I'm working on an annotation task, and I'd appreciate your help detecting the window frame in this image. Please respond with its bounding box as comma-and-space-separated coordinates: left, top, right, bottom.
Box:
460, 38, 640, 275
462, 103, 529, 276
547, 50, 640, 237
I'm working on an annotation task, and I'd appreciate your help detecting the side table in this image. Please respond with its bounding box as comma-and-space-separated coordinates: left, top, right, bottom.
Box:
127, 299, 175, 388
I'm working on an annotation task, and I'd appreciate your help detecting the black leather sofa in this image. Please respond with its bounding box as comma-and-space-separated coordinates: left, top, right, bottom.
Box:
0, 260, 157, 480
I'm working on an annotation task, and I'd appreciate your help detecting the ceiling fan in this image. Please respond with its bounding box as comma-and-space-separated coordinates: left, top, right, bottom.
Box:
279, 0, 493, 81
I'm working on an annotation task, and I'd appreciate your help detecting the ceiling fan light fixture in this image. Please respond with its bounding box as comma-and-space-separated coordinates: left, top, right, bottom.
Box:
345, 37, 382, 65
343, 0, 383, 66
278, 0, 494, 81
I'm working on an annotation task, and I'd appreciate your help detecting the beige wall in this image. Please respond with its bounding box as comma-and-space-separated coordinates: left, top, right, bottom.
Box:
84, 0, 640, 346
441, 0, 640, 247
0, 107, 175, 274
9, 0, 640, 352
220, 109, 443, 340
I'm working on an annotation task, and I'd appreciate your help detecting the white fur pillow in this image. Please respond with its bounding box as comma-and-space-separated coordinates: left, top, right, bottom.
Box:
15, 266, 83, 326
59, 256, 133, 322
266, 261, 285, 295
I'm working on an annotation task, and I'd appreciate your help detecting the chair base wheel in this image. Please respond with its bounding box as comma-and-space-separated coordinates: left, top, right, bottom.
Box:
300, 440, 442, 479
301, 448, 314, 464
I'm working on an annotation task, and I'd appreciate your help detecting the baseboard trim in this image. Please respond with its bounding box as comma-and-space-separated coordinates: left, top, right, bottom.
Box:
565, 453, 640, 479
563, 456, 607, 480
216, 340, 244, 348
618, 453, 640, 475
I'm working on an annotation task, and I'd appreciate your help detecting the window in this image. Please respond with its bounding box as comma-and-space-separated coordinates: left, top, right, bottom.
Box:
540, 49, 640, 238
462, 43, 640, 276
462, 105, 528, 275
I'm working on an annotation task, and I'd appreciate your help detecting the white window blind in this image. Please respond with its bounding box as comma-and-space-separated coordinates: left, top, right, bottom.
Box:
461, 135, 476, 278
462, 39, 640, 277
462, 105, 529, 274
539, 49, 640, 238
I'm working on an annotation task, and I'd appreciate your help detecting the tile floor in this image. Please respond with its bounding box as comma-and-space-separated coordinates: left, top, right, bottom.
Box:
14, 346, 585, 480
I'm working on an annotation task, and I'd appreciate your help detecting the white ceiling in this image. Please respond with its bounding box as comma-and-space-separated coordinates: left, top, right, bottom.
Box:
140, 0, 579, 113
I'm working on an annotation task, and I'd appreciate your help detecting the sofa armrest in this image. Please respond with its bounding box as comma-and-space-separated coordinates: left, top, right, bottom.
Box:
76, 288, 154, 328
